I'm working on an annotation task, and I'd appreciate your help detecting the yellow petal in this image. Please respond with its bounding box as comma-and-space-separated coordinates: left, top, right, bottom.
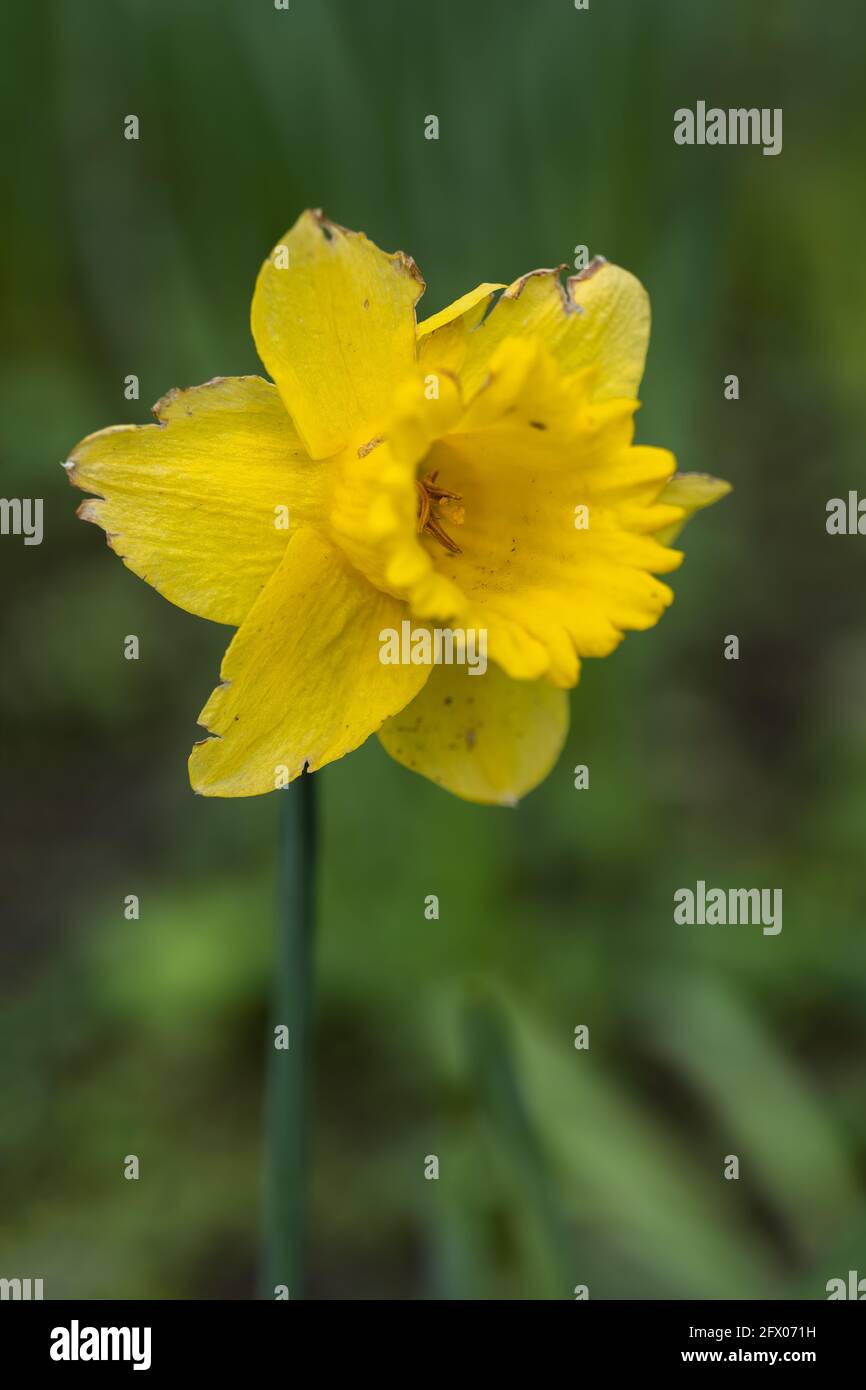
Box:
67, 376, 320, 627
417, 282, 504, 374
459, 259, 650, 402
417, 282, 503, 340
655, 472, 732, 544
189, 528, 430, 797
251, 210, 424, 460
378, 661, 569, 806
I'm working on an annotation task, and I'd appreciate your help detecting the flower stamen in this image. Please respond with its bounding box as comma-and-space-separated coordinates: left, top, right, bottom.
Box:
415, 470, 463, 555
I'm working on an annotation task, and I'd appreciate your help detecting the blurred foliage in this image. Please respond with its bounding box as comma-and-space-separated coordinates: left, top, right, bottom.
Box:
1, 0, 866, 1299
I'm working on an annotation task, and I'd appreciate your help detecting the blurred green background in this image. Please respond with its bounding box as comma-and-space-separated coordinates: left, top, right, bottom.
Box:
2, 0, 866, 1300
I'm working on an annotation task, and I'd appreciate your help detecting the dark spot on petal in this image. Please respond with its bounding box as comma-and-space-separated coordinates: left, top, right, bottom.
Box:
529, 420, 546, 430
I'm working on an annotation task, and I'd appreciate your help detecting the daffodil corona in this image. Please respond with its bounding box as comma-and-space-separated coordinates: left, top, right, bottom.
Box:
67, 211, 729, 805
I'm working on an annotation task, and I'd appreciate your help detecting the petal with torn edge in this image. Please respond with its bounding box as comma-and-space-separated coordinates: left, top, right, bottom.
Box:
252, 210, 424, 459
68, 375, 320, 627
459, 259, 650, 403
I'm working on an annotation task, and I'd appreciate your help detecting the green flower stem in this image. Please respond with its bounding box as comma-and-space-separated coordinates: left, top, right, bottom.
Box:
262, 774, 317, 1299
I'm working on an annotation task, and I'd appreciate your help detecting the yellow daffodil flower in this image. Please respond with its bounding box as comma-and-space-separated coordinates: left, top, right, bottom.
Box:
67, 210, 729, 805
